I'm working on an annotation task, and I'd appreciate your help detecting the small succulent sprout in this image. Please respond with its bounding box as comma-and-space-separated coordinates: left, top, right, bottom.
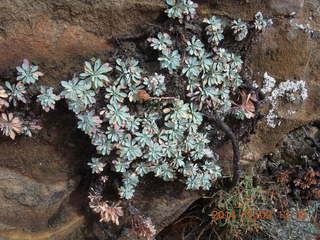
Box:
182, 0, 198, 21
113, 158, 131, 173
143, 73, 166, 97
165, 0, 198, 23
186, 36, 204, 56
90, 199, 123, 225
105, 125, 125, 143
262, 72, 277, 94
77, 111, 102, 136
0, 86, 9, 111
61, 78, 96, 109
0, 112, 22, 140
233, 108, 246, 120
119, 135, 143, 161
203, 69, 224, 87
37, 86, 60, 112
154, 162, 174, 181
104, 103, 130, 126
144, 142, 165, 163
203, 16, 224, 46
164, 100, 190, 121
16, 59, 43, 84
5, 81, 27, 106
105, 85, 127, 104
79, 87, 96, 106
91, 132, 113, 156
166, 0, 183, 20
182, 57, 201, 79
119, 172, 139, 199
198, 51, 213, 73
135, 162, 151, 177
254, 12, 273, 31
61, 77, 90, 101
134, 127, 154, 148
194, 172, 213, 190
80, 59, 112, 89
231, 19, 248, 41
188, 103, 203, 125
125, 115, 141, 133
181, 162, 199, 177
88, 157, 106, 174
66, 98, 87, 114
147, 32, 172, 52
203, 160, 221, 177
158, 49, 181, 72
116, 58, 143, 87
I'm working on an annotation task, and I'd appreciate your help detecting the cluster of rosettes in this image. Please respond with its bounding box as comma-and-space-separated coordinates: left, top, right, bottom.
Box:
165, 0, 198, 23
64, 56, 221, 199
149, 31, 243, 113
83, 5, 273, 199
0, 59, 56, 139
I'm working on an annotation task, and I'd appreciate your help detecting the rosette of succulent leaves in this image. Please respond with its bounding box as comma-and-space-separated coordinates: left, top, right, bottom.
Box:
0, 59, 57, 139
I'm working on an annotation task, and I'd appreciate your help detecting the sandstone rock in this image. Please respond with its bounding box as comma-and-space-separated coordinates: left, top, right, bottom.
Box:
0, 167, 76, 232
0, 0, 164, 86
269, 0, 304, 16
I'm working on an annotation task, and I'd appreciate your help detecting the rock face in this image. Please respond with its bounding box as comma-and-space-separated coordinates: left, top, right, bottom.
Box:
0, 0, 320, 239
0, 167, 75, 231
0, 0, 164, 85
268, 0, 305, 16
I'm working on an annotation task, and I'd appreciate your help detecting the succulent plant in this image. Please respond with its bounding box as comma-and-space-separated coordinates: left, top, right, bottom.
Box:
116, 58, 143, 87
158, 49, 181, 72
203, 16, 224, 46
103, 103, 130, 126
154, 162, 174, 181
147, 32, 173, 52
165, 0, 198, 23
231, 19, 248, 41
88, 157, 106, 174
182, 57, 201, 79
0, 112, 22, 139
144, 142, 165, 163
105, 85, 127, 104
120, 136, 143, 161
80, 59, 112, 89
5, 81, 27, 106
91, 132, 113, 156
135, 162, 151, 177
21, 121, 41, 138
61, 77, 89, 100
119, 172, 139, 199
254, 12, 273, 31
186, 36, 205, 56
0, 86, 9, 111
143, 73, 166, 97
77, 111, 102, 136
16, 59, 43, 84
37, 86, 60, 112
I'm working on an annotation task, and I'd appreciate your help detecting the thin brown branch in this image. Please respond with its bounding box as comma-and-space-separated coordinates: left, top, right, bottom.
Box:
204, 112, 241, 188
